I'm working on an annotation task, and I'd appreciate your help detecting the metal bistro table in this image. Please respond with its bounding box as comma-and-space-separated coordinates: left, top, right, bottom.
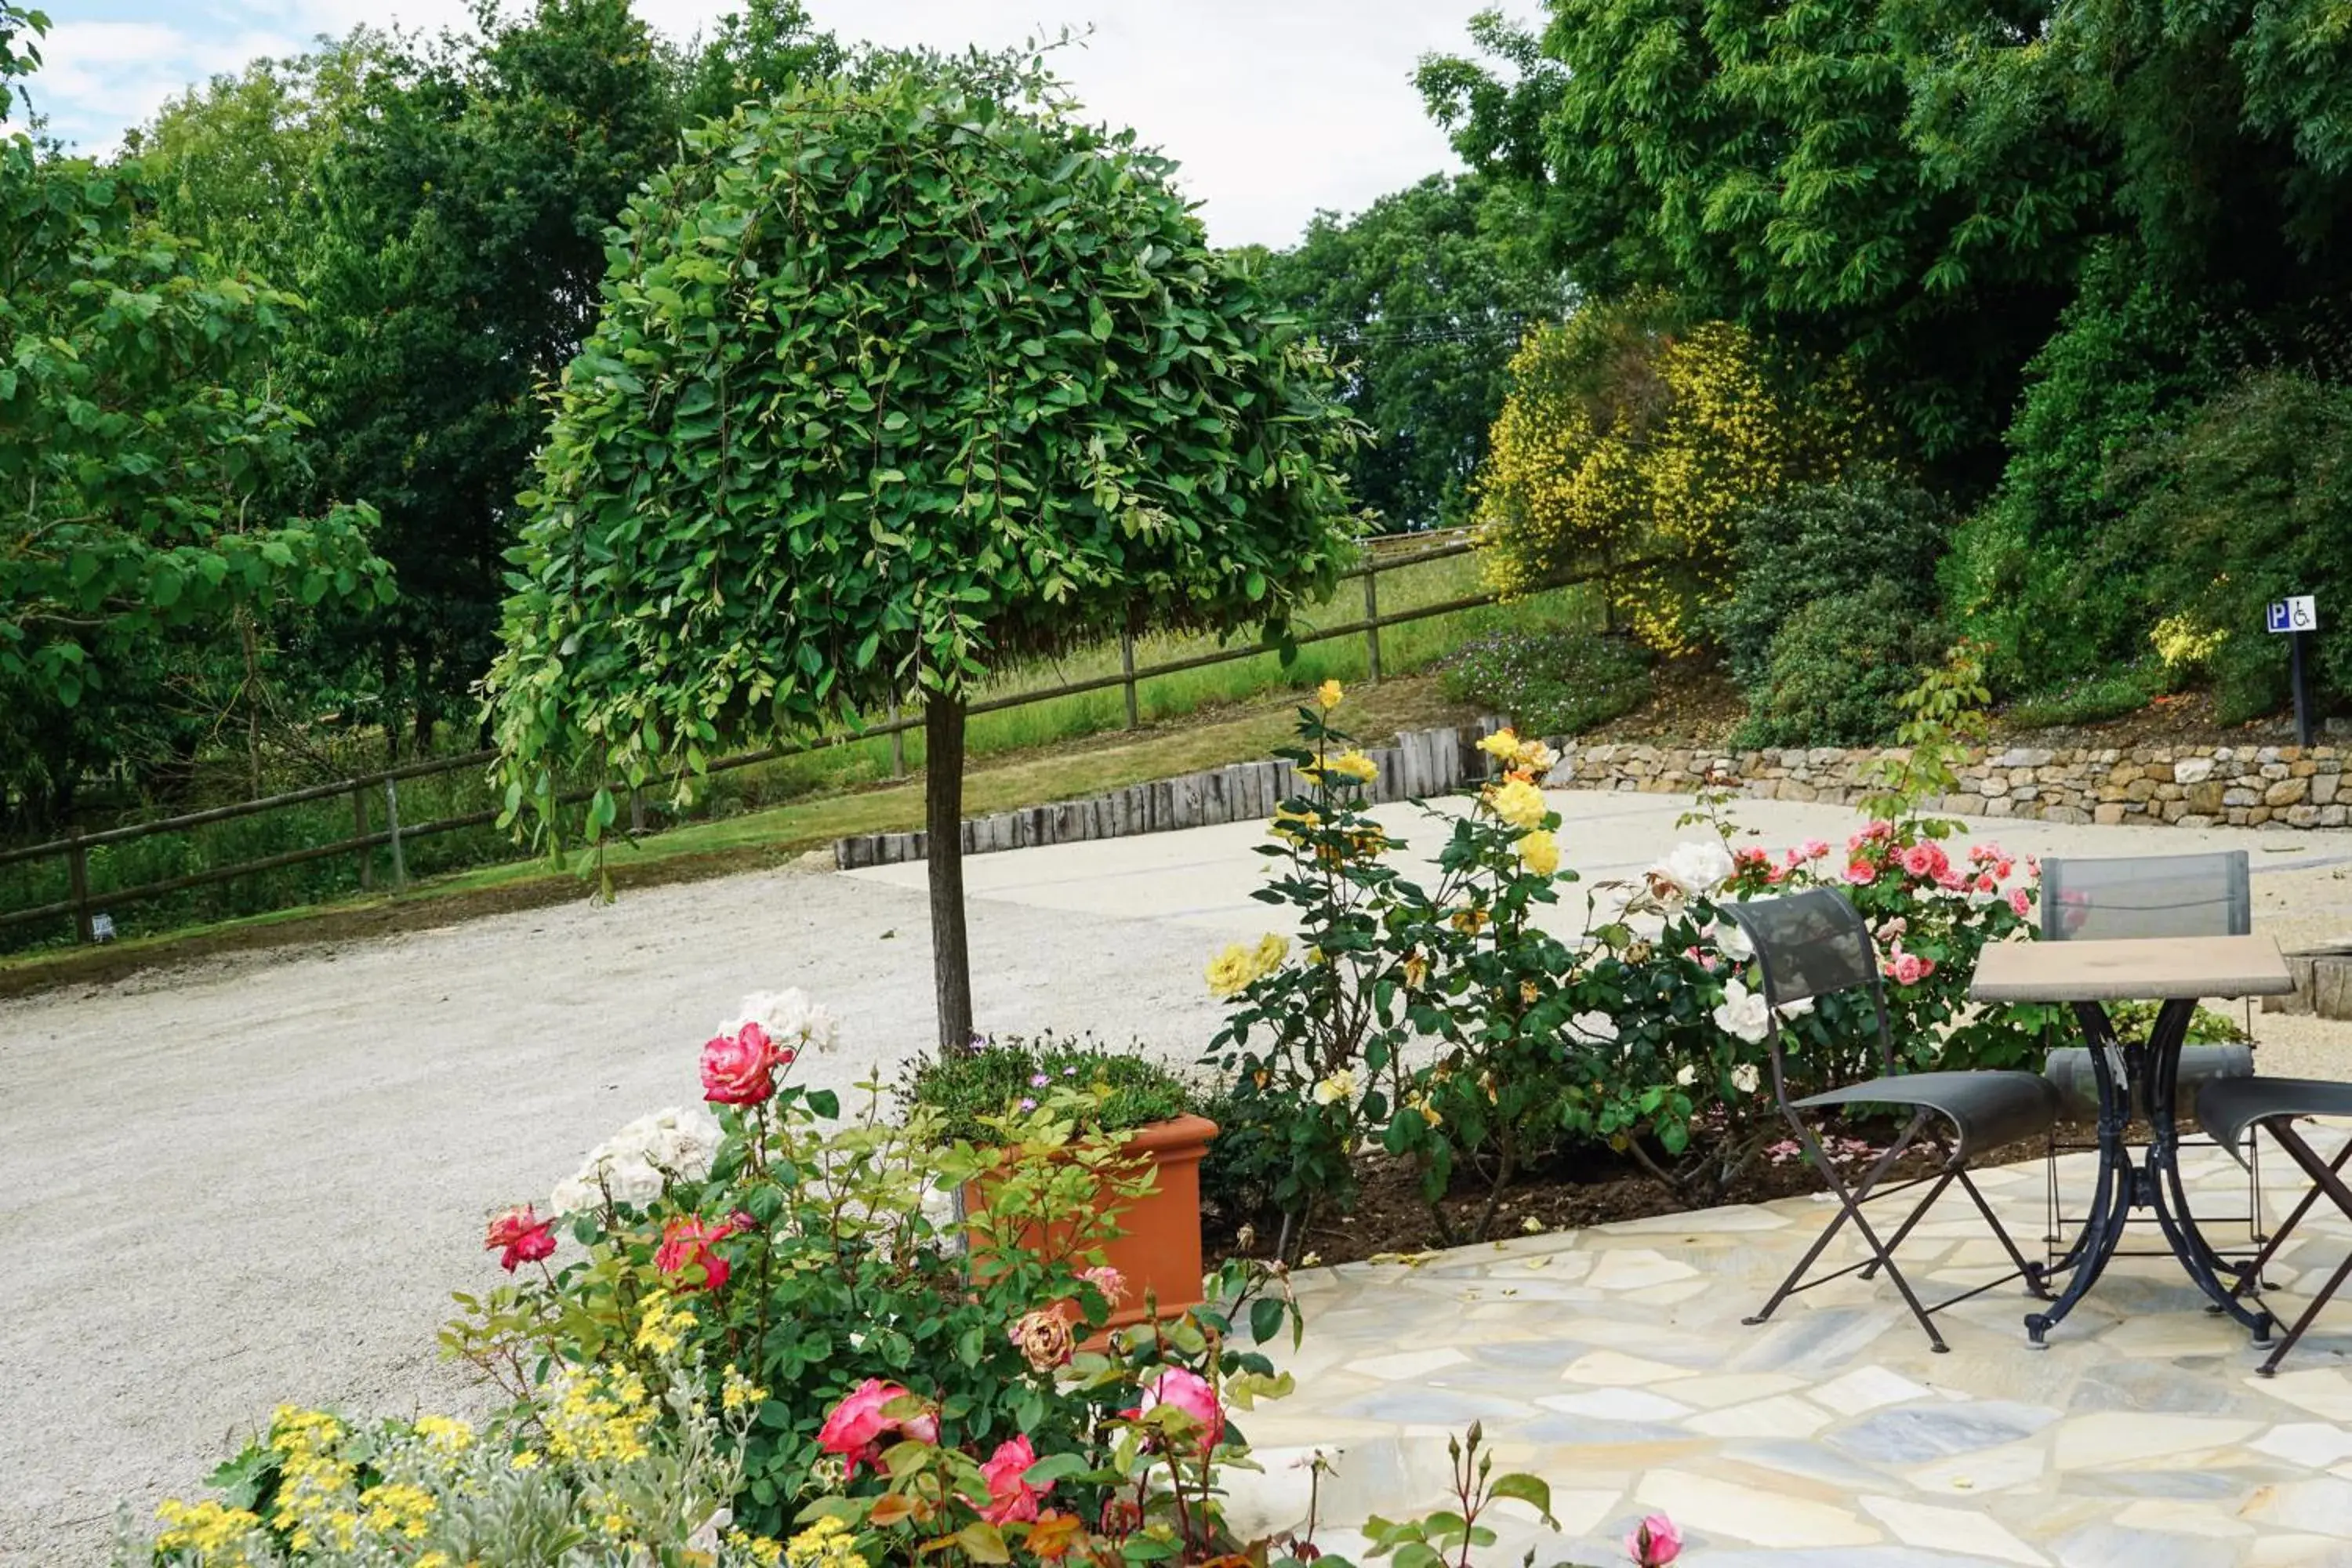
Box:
1970, 935, 2296, 1345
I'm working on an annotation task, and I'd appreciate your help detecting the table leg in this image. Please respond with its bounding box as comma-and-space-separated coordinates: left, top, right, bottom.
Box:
2027, 1002, 2135, 1345
2142, 997, 2274, 1339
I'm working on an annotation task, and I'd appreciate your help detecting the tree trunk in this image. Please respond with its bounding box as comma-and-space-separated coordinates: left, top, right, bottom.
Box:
925, 695, 975, 1054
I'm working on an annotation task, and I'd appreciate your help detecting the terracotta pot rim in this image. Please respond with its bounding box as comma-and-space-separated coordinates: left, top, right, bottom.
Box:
1113, 1113, 1219, 1154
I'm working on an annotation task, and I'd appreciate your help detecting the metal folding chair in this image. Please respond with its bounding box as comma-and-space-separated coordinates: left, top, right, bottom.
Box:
2038, 851, 2264, 1270
2198, 1078, 2352, 1374
1725, 887, 2061, 1352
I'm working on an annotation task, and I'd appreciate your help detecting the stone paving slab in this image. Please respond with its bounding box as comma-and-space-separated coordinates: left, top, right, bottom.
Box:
1232, 1138, 2352, 1566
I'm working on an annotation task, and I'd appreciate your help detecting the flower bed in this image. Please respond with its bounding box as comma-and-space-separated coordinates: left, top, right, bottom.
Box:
1202, 682, 2060, 1257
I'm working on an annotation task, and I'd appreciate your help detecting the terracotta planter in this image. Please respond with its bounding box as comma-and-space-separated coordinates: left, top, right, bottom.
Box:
964, 1113, 1218, 1334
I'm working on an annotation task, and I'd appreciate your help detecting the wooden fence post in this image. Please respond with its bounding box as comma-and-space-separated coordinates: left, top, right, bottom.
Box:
888, 700, 907, 779
383, 776, 408, 890
67, 829, 93, 943
352, 786, 373, 891
1120, 631, 1140, 729
1363, 566, 1384, 683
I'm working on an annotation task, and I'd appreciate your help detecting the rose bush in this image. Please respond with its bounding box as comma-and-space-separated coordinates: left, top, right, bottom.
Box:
1206, 689, 2049, 1243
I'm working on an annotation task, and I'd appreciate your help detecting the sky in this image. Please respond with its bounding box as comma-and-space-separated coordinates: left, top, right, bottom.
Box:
27, 0, 1514, 250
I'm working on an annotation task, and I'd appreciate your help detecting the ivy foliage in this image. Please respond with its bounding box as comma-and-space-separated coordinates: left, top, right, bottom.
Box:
488, 53, 1361, 838
1473, 294, 1877, 652
0, 122, 391, 796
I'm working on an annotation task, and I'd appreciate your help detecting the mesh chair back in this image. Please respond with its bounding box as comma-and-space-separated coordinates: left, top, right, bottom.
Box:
1720, 887, 1893, 1091
1722, 887, 1878, 1006
2040, 851, 2250, 942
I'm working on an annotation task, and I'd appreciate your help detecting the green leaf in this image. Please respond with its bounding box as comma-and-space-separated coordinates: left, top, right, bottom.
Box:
1485, 1472, 1555, 1522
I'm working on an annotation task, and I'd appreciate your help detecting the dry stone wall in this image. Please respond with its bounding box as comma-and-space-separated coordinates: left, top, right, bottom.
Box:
835, 726, 2352, 869
1540, 741, 2348, 830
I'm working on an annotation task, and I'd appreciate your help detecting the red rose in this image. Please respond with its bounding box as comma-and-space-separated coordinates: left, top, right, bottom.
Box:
655, 1214, 742, 1292
700, 1022, 779, 1105
485, 1205, 557, 1272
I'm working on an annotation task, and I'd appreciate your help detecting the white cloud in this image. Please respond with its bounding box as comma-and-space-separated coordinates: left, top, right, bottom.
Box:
31, 0, 1510, 249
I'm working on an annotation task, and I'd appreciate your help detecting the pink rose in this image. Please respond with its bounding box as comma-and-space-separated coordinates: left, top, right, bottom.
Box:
1800, 839, 1831, 861
485, 1205, 557, 1272
1899, 842, 1945, 879
2009, 887, 2031, 918
1974, 873, 1998, 895
1845, 861, 1877, 886
816, 1379, 937, 1476
977, 1436, 1049, 1525
1627, 1512, 1683, 1566
1889, 950, 1934, 986
1135, 1367, 1225, 1450
700, 1022, 781, 1105
655, 1214, 741, 1292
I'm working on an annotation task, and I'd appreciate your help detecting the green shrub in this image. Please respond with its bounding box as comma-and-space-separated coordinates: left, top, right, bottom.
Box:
1732, 583, 1946, 748
1946, 243, 2225, 692
1717, 466, 1951, 689
2003, 663, 2165, 730
1439, 628, 1652, 737
2121, 370, 2352, 722
898, 1032, 1192, 1143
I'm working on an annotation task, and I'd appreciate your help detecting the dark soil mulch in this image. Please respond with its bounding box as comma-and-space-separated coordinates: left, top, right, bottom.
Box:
1206, 1125, 2066, 1269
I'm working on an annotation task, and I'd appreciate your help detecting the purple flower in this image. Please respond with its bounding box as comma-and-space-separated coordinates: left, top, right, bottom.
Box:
1019, 1098, 1039, 1112
1029, 1073, 1050, 1088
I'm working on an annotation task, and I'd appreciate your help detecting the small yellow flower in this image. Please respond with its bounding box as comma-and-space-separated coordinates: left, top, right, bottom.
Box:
1312, 1069, 1356, 1105
1402, 950, 1428, 989
1477, 728, 1523, 760
1316, 678, 1344, 710
721, 1367, 770, 1413
413, 1414, 474, 1454
510, 1449, 543, 1470
1515, 829, 1560, 877
1326, 749, 1378, 783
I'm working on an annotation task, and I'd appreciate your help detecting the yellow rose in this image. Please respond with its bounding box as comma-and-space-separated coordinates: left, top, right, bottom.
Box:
1515, 829, 1560, 877
1477, 728, 1523, 760
1250, 932, 1290, 978
1327, 749, 1379, 783
1485, 775, 1548, 831
1206, 944, 1256, 997
1316, 678, 1345, 710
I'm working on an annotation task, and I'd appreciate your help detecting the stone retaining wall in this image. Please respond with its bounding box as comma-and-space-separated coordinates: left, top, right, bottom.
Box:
836, 727, 2352, 869
1540, 741, 2349, 829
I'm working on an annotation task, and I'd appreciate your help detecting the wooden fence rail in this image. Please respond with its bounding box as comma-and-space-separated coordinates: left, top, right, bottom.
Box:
0, 530, 1552, 942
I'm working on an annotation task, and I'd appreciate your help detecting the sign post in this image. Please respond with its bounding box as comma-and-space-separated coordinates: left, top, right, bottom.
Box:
2267, 595, 2321, 746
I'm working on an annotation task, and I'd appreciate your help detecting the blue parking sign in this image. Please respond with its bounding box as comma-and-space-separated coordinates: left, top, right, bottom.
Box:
2269, 595, 2320, 633
2270, 601, 2291, 633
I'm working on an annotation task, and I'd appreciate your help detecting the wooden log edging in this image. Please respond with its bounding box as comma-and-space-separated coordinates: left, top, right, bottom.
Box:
831, 722, 1504, 869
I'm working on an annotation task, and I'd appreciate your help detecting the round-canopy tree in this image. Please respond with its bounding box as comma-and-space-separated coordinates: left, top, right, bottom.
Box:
488, 53, 1360, 1049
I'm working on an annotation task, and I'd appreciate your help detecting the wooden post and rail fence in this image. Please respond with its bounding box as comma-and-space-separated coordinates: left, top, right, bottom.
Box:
0, 530, 1599, 946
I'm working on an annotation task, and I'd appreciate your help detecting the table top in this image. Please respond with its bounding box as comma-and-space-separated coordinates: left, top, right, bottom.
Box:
1970, 934, 2296, 1003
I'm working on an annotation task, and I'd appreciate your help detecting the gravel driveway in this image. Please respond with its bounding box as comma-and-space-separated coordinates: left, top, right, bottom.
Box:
6, 793, 2350, 1563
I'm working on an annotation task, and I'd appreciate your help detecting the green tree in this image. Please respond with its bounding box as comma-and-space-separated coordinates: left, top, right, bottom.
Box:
1418, 0, 2352, 480
487, 53, 1361, 1049
1258, 173, 1572, 530
0, 24, 391, 815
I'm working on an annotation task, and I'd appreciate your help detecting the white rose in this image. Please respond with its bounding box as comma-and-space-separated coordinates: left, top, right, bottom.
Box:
1674, 1064, 1697, 1087
726, 989, 840, 1052
1777, 996, 1814, 1019
1566, 1010, 1620, 1045
1652, 840, 1736, 901
1710, 920, 1755, 961
550, 1176, 599, 1216
1711, 977, 1772, 1045
1731, 1063, 1762, 1095
602, 1157, 665, 1208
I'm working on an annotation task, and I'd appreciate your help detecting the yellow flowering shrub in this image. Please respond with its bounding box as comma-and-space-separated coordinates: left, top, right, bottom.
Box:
1474, 296, 1880, 652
